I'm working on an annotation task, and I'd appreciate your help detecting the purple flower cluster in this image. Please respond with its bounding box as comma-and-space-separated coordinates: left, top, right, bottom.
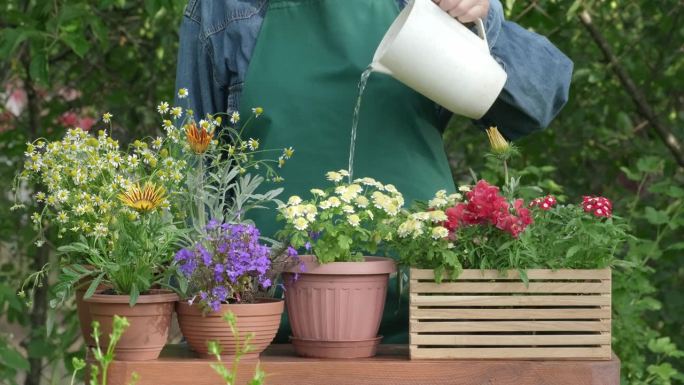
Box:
174, 220, 272, 312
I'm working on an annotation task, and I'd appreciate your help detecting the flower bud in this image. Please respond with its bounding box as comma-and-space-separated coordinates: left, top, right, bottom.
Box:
486, 126, 509, 154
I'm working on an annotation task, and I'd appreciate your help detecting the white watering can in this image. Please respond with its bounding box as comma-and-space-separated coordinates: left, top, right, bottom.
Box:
372, 0, 507, 119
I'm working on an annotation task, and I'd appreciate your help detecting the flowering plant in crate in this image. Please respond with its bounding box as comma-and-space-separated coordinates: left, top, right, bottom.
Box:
389, 127, 630, 281
277, 170, 405, 263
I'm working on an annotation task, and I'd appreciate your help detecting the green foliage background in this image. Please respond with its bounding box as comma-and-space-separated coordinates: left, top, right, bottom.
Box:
0, 0, 682, 384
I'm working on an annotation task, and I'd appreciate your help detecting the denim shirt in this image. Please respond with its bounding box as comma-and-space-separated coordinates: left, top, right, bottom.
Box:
175, 0, 573, 140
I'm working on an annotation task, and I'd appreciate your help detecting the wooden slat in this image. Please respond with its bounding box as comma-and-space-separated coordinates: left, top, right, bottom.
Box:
410, 307, 610, 320
411, 281, 610, 294
410, 294, 611, 307
410, 320, 611, 332
410, 346, 612, 360
411, 334, 611, 346
410, 268, 611, 281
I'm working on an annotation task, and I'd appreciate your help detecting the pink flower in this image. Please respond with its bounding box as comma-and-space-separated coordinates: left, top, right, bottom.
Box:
58, 111, 78, 127
57, 111, 96, 131
78, 116, 96, 131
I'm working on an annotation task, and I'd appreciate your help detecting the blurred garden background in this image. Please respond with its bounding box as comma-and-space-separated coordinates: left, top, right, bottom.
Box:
0, 0, 682, 384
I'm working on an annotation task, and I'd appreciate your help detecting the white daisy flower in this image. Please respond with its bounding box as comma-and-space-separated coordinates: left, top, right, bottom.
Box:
230, 111, 240, 124
157, 101, 170, 114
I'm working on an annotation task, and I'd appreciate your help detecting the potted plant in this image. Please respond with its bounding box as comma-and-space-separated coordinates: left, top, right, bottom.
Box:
277, 170, 400, 358
169, 99, 296, 359
389, 127, 630, 360
174, 221, 292, 359
15, 111, 188, 359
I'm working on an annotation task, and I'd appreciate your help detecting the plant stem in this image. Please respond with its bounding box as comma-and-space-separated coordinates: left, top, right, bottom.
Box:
503, 159, 509, 185
197, 156, 206, 230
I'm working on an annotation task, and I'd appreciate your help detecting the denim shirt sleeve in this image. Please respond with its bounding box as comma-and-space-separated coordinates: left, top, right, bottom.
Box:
472, 0, 573, 140
174, 1, 227, 118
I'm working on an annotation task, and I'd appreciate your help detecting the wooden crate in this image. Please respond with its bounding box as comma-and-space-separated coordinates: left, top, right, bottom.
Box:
409, 268, 612, 360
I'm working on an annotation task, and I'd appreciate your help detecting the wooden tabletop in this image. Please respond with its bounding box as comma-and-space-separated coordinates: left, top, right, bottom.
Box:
103, 344, 620, 385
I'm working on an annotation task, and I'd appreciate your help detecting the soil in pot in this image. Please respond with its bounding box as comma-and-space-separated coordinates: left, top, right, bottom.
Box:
283, 255, 395, 359
86, 289, 178, 361
177, 298, 283, 359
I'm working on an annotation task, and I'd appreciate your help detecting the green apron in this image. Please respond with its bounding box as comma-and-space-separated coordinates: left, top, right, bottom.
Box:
240, 0, 455, 343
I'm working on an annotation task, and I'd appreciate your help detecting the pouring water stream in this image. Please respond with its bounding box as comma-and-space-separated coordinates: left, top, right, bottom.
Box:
347, 65, 373, 182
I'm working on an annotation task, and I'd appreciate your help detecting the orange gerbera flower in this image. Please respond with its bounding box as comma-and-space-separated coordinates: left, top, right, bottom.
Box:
185, 121, 213, 154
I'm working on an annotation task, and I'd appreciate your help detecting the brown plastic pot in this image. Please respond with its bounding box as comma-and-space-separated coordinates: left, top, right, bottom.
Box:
86, 290, 178, 361
283, 255, 396, 359
177, 298, 283, 359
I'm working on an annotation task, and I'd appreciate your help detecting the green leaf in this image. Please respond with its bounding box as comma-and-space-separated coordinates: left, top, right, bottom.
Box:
620, 166, 641, 181
566, 0, 582, 20
84, 273, 104, 299
644, 207, 669, 225
615, 112, 632, 132
0, 345, 30, 371
29, 53, 48, 85
647, 363, 677, 380
27, 338, 53, 358
636, 156, 663, 173
0, 28, 28, 58
565, 245, 581, 259
648, 337, 681, 356
667, 242, 684, 251
129, 284, 139, 307
61, 33, 90, 57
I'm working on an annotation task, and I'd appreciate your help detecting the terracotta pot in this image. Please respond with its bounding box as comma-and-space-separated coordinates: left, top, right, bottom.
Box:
283, 255, 396, 359
75, 287, 96, 347
177, 298, 283, 359
74, 268, 106, 347
86, 290, 178, 361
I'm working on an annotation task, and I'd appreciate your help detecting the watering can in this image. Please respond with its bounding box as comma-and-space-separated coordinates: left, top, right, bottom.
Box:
372, 0, 507, 119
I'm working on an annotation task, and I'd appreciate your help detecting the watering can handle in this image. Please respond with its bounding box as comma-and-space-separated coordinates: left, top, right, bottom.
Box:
475, 18, 489, 51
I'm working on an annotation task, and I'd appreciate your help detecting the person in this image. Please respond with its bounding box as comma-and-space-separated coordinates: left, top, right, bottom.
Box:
174, 0, 573, 343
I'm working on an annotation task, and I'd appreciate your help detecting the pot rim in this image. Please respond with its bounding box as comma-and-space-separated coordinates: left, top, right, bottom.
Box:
284, 255, 396, 275
176, 297, 284, 316
84, 289, 179, 304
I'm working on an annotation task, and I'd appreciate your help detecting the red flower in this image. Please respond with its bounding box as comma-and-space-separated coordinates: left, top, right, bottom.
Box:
530, 195, 557, 211
582, 196, 612, 218
442, 180, 533, 238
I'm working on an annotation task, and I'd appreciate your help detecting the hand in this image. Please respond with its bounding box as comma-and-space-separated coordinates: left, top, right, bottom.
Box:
433, 0, 490, 23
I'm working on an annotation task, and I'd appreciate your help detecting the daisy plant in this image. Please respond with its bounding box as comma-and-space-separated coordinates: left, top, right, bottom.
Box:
277, 170, 404, 263
388, 190, 464, 282
15, 113, 188, 306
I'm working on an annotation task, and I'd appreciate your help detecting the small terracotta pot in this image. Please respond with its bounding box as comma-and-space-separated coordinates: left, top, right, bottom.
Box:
283, 255, 396, 359
86, 290, 178, 361
176, 298, 283, 359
